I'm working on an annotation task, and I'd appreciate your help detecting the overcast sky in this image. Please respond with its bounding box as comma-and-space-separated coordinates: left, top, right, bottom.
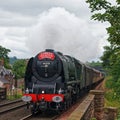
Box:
0, 0, 111, 62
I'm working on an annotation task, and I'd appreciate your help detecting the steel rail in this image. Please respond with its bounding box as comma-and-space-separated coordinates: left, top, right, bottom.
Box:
0, 99, 22, 107
0, 103, 26, 114
19, 114, 33, 120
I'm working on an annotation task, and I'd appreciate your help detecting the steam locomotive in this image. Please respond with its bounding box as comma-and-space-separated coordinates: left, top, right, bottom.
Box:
22, 49, 104, 114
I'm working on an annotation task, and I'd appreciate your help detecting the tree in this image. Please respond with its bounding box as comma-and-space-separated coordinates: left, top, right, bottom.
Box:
86, 0, 120, 73
86, 0, 120, 97
9, 56, 18, 65
12, 59, 27, 79
86, 61, 103, 70
86, 0, 120, 44
0, 45, 11, 68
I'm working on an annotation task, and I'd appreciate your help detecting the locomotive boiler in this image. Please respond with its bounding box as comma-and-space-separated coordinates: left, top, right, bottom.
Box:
22, 49, 104, 114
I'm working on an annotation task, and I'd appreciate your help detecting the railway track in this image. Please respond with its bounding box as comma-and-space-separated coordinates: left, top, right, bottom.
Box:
0, 99, 22, 107
19, 114, 59, 120
20, 114, 32, 120
0, 100, 26, 115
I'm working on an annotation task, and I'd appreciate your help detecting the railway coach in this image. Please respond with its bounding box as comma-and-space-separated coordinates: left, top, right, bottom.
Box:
22, 49, 104, 114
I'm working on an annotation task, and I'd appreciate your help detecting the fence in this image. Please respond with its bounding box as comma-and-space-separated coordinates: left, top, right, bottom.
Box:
0, 88, 6, 101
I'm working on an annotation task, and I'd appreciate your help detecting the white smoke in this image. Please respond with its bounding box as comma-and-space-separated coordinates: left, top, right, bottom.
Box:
26, 7, 103, 62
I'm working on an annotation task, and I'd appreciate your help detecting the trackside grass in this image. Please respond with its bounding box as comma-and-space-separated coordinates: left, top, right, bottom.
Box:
104, 76, 120, 119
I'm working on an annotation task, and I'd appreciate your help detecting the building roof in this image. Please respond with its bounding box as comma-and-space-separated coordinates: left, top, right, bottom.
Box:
0, 65, 12, 85
0, 65, 12, 76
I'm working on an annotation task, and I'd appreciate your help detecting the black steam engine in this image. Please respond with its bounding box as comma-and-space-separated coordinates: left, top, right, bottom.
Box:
22, 49, 104, 114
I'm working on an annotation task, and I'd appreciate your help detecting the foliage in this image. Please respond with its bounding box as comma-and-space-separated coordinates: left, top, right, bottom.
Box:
86, 0, 120, 97
87, 61, 102, 67
12, 59, 27, 79
9, 56, 18, 65
105, 76, 114, 89
86, 2, 120, 118
104, 76, 120, 119
91, 118, 96, 120
86, 0, 111, 12
86, 0, 120, 47
86, 61, 104, 72
7, 93, 22, 100
0, 45, 11, 68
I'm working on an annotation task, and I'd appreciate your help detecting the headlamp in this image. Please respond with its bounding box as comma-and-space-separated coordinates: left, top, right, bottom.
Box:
22, 95, 32, 102
52, 96, 63, 103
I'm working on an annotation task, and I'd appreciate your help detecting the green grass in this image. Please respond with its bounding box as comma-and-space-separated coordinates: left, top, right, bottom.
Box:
104, 76, 120, 119
7, 94, 22, 100
91, 118, 97, 120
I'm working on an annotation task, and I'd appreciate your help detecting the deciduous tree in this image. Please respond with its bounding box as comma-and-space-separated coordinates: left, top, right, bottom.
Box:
12, 59, 26, 79
0, 45, 11, 68
86, 0, 120, 97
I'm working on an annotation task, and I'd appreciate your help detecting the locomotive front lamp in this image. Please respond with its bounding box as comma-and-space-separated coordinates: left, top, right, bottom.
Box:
22, 95, 32, 102
52, 96, 63, 103
42, 90, 45, 94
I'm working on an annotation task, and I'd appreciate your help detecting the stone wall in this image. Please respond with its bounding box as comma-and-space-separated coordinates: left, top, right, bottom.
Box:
67, 94, 95, 120
67, 90, 118, 120
90, 90, 105, 120
104, 107, 118, 120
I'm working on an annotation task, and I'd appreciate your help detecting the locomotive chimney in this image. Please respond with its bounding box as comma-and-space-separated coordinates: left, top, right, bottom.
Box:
45, 49, 54, 52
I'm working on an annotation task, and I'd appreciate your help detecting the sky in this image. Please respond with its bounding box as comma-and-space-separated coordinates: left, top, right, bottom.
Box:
0, 0, 111, 62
